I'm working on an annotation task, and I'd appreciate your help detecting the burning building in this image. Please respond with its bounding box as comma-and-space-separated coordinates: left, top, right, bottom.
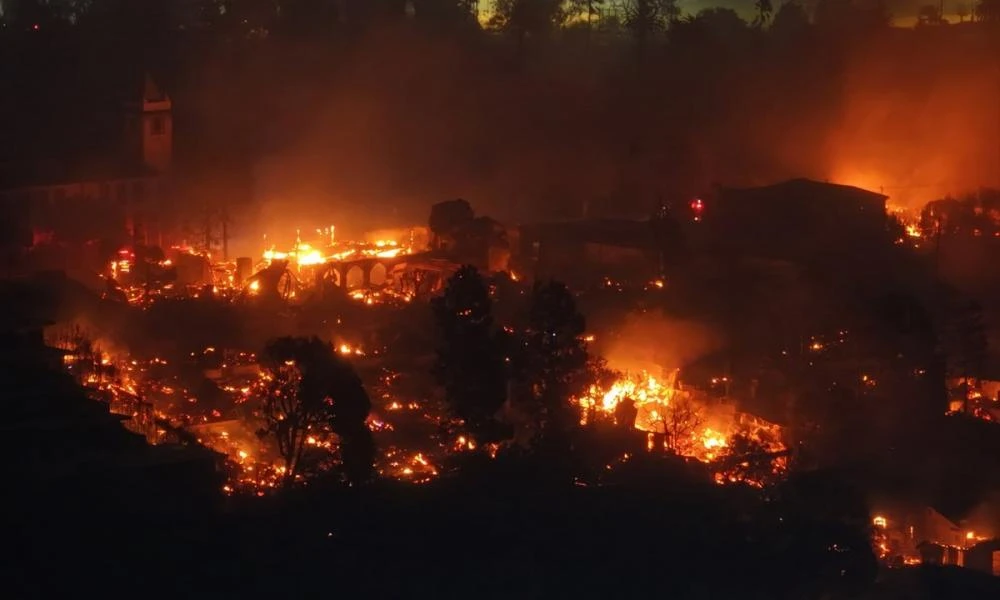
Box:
705, 179, 889, 261
871, 500, 1000, 570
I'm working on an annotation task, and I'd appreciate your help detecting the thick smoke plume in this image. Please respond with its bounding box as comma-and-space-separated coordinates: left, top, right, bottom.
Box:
602, 312, 722, 376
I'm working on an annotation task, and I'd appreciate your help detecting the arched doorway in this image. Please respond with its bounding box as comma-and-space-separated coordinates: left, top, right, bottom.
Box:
346, 265, 364, 289
369, 263, 387, 286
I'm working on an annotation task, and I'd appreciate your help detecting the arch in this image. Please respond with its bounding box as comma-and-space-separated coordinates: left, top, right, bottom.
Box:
319, 265, 342, 288
345, 265, 365, 289
369, 263, 387, 286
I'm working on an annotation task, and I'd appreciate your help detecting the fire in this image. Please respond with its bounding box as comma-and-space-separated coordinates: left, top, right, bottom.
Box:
577, 371, 786, 483
578, 370, 678, 431
259, 235, 414, 271
886, 202, 923, 243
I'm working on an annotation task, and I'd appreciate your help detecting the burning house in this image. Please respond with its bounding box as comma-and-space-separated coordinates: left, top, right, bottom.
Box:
871, 492, 1000, 571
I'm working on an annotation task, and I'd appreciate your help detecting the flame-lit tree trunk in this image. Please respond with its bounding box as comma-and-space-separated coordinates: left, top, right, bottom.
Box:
660, 395, 702, 455
256, 337, 374, 486
257, 361, 309, 483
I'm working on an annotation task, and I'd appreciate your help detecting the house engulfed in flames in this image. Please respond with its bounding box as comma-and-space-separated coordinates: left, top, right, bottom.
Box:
576, 370, 787, 486
871, 500, 1000, 575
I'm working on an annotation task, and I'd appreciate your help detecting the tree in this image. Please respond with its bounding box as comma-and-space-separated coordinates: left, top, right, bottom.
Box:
256, 337, 374, 486
814, 0, 890, 34
956, 2, 970, 20
429, 198, 475, 250
413, 0, 479, 25
754, 0, 774, 26
660, 395, 702, 454
489, 0, 566, 57
432, 265, 509, 442
946, 299, 988, 406
622, 0, 677, 61
566, 0, 605, 50
977, 0, 1000, 22
517, 280, 592, 443
715, 432, 784, 486
917, 3, 946, 25
770, 0, 809, 37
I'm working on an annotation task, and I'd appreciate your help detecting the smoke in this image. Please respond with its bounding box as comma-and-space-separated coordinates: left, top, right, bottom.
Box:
171, 20, 999, 243
822, 35, 999, 211
601, 312, 722, 375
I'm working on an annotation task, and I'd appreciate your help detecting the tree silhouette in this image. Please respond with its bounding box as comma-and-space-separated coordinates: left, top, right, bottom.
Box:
567, 0, 605, 49
917, 3, 946, 25
256, 336, 374, 485
516, 280, 592, 444
489, 0, 565, 58
977, 0, 1000, 21
660, 395, 703, 454
432, 265, 509, 442
754, 0, 773, 26
413, 0, 479, 26
770, 0, 809, 37
429, 198, 475, 250
947, 299, 988, 406
715, 432, 783, 486
813, 0, 890, 34
622, 0, 677, 61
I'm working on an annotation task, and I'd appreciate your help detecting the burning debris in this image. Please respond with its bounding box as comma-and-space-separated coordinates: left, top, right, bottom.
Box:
577, 370, 787, 486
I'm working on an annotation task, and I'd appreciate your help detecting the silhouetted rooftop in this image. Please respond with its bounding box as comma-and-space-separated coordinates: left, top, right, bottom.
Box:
720, 178, 889, 204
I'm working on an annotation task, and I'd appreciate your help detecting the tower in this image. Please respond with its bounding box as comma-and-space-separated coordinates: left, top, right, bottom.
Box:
125, 74, 173, 174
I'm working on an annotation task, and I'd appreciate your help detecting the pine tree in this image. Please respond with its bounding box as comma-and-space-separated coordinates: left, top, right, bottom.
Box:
517, 280, 592, 444
432, 265, 508, 442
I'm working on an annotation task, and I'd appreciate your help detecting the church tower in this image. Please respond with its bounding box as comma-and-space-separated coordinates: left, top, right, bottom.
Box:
125, 74, 173, 174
